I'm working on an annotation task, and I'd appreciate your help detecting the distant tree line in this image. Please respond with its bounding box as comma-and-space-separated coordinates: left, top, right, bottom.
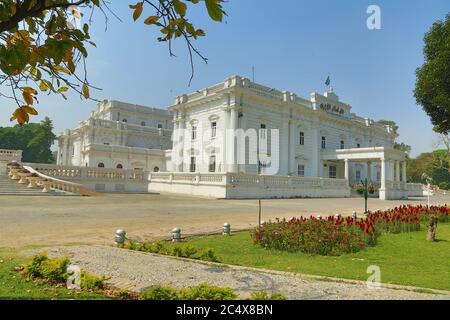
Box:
0, 117, 56, 163
407, 150, 450, 190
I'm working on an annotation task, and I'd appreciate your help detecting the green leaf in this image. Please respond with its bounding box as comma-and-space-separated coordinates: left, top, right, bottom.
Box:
205, 0, 224, 22
173, 0, 187, 17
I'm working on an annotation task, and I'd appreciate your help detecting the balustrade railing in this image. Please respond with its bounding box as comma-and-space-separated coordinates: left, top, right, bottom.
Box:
0, 149, 22, 162
24, 163, 149, 182
22, 166, 97, 196
150, 172, 348, 189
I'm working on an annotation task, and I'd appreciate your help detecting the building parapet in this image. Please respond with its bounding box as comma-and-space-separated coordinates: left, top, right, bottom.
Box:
149, 172, 350, 199
0, 149, 22, 162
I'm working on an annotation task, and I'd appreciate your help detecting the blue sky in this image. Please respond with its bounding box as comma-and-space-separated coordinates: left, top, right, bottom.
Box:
0, 0, 448, 156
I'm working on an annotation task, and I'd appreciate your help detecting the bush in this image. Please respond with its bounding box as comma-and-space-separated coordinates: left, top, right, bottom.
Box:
439, 181, 450, 190
354, 186, 365, 195
140, 283, 238, 300
24, 252, 48, 278
114, 289, 131, 298
24, 252, 69, 283
81, 270, 107, 290
249, 291, 287, 300
179, 283, 237, 300
252, 218, 373, 256
197, 248, 219, 262
124, 240, 219, 262
140, 285, 179, 300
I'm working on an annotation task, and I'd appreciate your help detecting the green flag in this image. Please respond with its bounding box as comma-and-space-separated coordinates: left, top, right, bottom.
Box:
325, 76, 331, 87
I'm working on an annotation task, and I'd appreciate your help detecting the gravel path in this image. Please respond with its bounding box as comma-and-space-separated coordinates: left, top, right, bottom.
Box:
23, 245, 450, 300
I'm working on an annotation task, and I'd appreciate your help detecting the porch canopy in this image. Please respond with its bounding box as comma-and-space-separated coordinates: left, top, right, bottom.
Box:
321, 147, 408, 200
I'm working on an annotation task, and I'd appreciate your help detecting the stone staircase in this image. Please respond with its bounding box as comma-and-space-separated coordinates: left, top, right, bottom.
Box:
0, 162, 69, 196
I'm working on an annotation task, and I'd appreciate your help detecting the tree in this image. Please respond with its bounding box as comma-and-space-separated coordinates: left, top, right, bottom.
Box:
377, 120, 399, 134
407, 150, 450, 186
377, 120, 411, 155
393, 142, 411, 155
0, 116, 56, 163
414, 14, 450, 135
0, 0, 226, 125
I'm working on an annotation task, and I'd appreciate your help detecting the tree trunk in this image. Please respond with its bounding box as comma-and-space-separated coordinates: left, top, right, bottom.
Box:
427, 215, 437, 242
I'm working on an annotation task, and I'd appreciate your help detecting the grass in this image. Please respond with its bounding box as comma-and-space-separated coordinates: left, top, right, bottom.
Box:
186, 223, 450, 291
0, 249, 112, 300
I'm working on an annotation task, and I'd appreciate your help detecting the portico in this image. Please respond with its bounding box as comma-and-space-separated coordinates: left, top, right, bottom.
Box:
321, 147, 408, 200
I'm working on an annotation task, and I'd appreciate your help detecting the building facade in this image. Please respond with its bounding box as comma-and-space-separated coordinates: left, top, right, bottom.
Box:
57, 100, 172, 172
169, 76, 400, 183
57, 76, 408, 199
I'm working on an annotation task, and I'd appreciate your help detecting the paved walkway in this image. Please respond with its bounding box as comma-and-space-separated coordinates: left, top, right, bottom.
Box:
24, 245, 450, 300
2, 193, 449, 247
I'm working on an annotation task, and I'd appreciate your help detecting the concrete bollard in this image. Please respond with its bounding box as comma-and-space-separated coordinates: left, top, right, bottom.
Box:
172, 227, 181, 242
114, 229, 126, 247
222, 223, 231, 236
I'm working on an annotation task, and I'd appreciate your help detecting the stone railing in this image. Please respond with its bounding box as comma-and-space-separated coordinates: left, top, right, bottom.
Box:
24, 163, 149, 182
149, 172, 350, 198
22, 166, 98, 196
81, 118, 172, 137
407, 183, 424, 191
0, 149, 22, 162
150, 172, 349, 189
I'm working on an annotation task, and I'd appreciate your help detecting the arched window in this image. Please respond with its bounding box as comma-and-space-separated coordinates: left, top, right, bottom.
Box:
141, 121, 146, 126
98, 162, 105, 168
116, 164, 123, 169
153, 166, 160, 172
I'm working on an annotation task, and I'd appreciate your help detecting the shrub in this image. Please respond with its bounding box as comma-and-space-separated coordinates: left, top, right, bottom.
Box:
439, 181, 450, 190
40, 257, 70, 282
196, 248, 219, 262
24, 252, 48, 278
140, 285, 179, 300
24, 252, 69, 283
354, 186, 365, 195
81, 270, 107, 290
179, 283, 237, 300
252, 205, 449, 256
249, 291, 287, 300
113, 289, 131, 298
252, 218, 374, 256
125, 240, 220, 262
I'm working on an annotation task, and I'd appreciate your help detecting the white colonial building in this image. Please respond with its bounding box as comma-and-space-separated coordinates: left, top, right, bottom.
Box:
56, 76, 410, 199
57, 100, 172, 172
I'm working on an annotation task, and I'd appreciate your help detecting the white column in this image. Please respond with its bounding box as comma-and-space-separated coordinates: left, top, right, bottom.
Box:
221, 109, 229, 173
386, 160, 394, 181
280, 117, 289, 175
172, 121, 179, 171
402, 161, 407, 186
344, 159, 350, 186
381, 158, 386, 190
395, 160, 400, 182
229, 107, 238, 173
310, 125, 320, 177
288, 120, 297, 175
178, 115, 186, 172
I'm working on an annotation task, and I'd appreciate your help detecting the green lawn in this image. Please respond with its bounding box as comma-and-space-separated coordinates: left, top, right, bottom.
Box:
0, 249, 111, 300
187, 223, 450, 291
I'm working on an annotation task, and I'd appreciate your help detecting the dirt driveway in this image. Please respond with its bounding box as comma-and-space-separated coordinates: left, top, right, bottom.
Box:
1, 192, 449, 247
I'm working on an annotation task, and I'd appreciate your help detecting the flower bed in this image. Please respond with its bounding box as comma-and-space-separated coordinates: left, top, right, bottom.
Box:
252, 205, 449, 256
